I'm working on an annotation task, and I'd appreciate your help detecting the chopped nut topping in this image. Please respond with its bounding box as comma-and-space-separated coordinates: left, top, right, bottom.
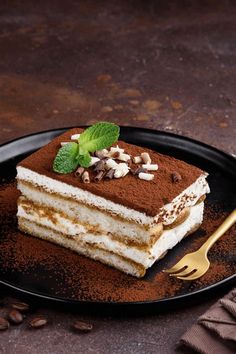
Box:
73, 146, 159, 183
95, 151, 105, 159
117, 163, 130, 176
141, 152, 151, 164
101, 148, 109, 155
171, 171, 182, 183
95, 149, 109, 159
112, 151, 120, 158
117, 153, 131, 162
138, 172, 154, 181
133, 156, 142, 164
110, 146, 124, 154
82, 171, 90, 183
142, 164, 158, 171
75, 167, 85, 177
113, 163, 129, 178
70, 134, 80, 140
105, 158, 118, 170
114, 169, 123, 178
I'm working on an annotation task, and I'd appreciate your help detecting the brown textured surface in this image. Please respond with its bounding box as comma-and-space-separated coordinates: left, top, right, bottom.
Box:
0, 1, 236, 353
18, 127, 203, 217
0, 181, 235, 302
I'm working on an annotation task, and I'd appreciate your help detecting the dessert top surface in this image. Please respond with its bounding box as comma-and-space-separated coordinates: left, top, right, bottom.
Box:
18, 128, 204, 216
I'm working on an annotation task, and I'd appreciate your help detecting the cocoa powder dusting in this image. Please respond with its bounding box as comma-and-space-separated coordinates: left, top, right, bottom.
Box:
18, 128, 203, 217
0, 182, 235, 303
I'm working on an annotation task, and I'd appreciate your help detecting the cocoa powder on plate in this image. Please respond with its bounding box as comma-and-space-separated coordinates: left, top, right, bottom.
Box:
0, 182, 235, 303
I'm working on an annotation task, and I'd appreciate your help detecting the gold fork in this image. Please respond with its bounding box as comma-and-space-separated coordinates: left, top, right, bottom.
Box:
164, 209, 236, 280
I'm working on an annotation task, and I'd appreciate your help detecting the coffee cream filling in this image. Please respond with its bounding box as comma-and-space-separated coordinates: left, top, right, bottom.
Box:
17, 201, 204, 269
18, 217, 146, 278
17, 183, 203, 247
17, 180, 159, 245
17, 166, 209, 226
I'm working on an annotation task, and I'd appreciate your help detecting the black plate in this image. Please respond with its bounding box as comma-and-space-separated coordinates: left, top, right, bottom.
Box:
0, 127, 235, 308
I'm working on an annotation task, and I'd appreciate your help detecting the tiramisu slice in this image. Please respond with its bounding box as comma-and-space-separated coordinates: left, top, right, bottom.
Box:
16, 123, 210, 277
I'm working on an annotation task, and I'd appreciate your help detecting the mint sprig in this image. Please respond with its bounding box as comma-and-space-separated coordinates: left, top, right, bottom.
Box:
53, 142, 79, 174
53, 122, 120, 174
76, 152, 91, 168
79, 122, 120, 153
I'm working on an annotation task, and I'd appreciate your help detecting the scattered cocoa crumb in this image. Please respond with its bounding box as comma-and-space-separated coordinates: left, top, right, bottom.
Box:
162, 197, 170, 204
171, 171, 182, 183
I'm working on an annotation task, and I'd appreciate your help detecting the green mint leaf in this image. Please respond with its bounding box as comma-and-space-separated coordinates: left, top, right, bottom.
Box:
79, 122, 120, 153
77, 152, 91, 168
78, 144, 87, 156
53, 142, 79, 174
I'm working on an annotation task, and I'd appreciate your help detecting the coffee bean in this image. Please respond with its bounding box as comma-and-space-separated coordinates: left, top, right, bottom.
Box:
29, 316, 47, 328
11, 302, 29, 312
0, 317, 10, 330
171, 171, 182, 183
8, 310, 23, 324
72, 320, 93, 332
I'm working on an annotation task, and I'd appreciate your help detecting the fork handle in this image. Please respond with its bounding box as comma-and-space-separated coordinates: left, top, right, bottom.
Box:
199, 209, 236, 255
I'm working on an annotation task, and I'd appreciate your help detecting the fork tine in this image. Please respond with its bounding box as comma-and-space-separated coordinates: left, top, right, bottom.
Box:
163, 259, 187, 274
170, 266, 195, 278
164, 265, 184, 274
177, 269, 207, 280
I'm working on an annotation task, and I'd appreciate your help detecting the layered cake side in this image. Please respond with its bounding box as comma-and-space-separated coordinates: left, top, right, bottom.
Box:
16, 125, 210, 277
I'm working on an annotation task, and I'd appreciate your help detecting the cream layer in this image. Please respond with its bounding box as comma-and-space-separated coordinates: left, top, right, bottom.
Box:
18, 218, 145, 277
17, 166, 209, 226
17, 201, 204, 268
17, 181, 162, 245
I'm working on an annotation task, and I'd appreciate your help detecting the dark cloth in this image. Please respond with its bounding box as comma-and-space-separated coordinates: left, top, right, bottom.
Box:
179, 288, 236, 354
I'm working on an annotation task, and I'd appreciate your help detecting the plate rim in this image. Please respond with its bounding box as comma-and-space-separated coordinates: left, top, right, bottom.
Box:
0, 125, 235, 165
0, 274, 235, 307
0, 126, 235, 307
